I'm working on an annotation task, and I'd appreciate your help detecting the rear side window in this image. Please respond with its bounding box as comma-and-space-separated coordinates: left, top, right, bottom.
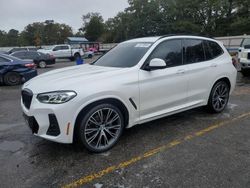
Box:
148, 39, 183, 67
184, 39, 205, 64
27, 52, 39, 58
61, 46, 69, 50
12, 52, 26, 58
206, 40, 224, 59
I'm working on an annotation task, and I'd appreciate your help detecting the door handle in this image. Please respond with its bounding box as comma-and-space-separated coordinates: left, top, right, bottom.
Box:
210, 63, 217, 67
176, 69, 185, 74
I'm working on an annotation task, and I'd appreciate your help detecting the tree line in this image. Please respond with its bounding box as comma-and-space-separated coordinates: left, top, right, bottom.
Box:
0, 0, 249, 47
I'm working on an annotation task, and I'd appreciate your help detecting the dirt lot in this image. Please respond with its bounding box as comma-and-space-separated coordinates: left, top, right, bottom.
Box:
1, 59, 250, 188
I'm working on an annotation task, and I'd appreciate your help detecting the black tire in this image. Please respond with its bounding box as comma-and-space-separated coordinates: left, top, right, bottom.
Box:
38, 61, 47, 68
4, 72, 22, 86
74, 53, 80, 60
207, 81, 230, 113
241, 69, 250, 77
76, 103, 124, 153
88, 54, 93, 58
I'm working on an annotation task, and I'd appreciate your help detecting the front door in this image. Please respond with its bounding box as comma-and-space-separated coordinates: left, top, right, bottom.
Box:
139, 39, 189, 122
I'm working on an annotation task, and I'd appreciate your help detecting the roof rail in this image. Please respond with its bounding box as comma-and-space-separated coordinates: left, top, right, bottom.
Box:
158, 33, 214, 40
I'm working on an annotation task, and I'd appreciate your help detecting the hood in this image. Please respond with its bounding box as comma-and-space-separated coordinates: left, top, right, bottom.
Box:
23, 64, 125, 94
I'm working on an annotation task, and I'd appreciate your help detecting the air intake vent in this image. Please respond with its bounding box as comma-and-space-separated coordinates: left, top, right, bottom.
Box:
21, 89, 33, 109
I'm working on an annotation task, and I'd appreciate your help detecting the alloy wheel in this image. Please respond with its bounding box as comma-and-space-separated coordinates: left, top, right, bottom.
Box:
212, 83, 229, 112
84, 108, 122, 150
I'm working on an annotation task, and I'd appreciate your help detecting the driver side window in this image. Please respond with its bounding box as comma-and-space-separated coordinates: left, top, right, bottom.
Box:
149, 39, 183, 67
53, 46, 61, 51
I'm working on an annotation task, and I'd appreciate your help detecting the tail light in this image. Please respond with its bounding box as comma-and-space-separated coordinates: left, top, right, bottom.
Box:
232, 58, 237, 68
25, 63, 36, 69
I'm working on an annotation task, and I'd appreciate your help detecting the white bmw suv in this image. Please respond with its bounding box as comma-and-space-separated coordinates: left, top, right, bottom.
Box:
21, 35, 237, 152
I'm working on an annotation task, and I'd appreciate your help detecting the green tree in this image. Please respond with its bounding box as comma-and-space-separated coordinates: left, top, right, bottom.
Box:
81, 13, 104, 41
6, 29, 19, 46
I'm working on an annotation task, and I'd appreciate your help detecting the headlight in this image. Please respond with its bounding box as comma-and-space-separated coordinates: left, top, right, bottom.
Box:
37, 91, 77, 104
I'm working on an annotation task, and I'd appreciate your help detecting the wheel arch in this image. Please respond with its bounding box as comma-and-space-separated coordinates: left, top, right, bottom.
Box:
74, 52, 80, 57
212, 77, 231, 91
73, 97, 129, 143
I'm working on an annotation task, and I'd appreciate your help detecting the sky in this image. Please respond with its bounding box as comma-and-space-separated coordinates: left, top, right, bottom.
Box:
0, 0, 129, 33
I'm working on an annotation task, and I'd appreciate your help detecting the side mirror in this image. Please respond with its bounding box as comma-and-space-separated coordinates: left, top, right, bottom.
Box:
145, 58, 166, 71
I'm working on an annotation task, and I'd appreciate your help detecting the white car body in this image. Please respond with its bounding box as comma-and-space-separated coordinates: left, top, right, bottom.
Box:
38, 44, 84, 59
21, 35, 237, 145
239, 47, 250, 69
238, 38, 250, 70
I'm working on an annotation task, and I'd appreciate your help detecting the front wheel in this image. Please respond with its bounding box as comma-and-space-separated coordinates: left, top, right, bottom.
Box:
77, 103, 124, 153
207, 81, 230, 113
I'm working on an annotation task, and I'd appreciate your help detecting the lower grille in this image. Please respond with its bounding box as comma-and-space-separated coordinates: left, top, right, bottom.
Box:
46, 114, 61, 136
22, 89, 33, 109
23, 114, 39, 134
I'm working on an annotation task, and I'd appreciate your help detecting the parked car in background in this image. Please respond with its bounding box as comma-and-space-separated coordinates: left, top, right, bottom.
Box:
238, 38, 250, 76
84, 51, 94, 58
0, 54, 37, 86
38, 45, 84, 61
5, 47, 37, 54
21, 35, 237, 152
11, 51, 56, 68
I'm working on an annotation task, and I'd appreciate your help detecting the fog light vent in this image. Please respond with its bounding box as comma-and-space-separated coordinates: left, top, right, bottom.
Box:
46, 114, 60, 136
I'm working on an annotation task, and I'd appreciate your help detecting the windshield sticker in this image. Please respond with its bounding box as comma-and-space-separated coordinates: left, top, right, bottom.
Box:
135, 43, 151, 48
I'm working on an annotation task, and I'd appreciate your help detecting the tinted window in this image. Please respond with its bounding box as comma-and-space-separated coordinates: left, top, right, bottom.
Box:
38, 52, 46, 57
53, 46, 61, 51
242, 38, 250, 47
27, 51, 39, 58
207, 40, 224, 58
12, 51, 26, 58
93, 42, 152, 68
61, 46, 69, 50
184, 39, 205, 64
203, 41, 213, 60
148, 39, 183, 67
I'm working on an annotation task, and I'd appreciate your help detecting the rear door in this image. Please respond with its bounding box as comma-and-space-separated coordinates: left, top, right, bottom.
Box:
184, 39, 223, 105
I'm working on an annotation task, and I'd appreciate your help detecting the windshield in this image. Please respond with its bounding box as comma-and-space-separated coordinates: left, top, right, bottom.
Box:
93, 42, 152, 68
42, 46, 54, 50
242, 38, 250, 47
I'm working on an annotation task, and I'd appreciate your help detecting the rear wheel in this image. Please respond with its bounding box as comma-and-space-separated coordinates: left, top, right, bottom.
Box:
4, 72, 22, 86
76, 103, 124, 153
38, 61, 46, 68
207, 81, 230, 113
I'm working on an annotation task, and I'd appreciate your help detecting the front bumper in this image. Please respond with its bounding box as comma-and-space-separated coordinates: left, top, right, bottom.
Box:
21, 92, 75, 143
